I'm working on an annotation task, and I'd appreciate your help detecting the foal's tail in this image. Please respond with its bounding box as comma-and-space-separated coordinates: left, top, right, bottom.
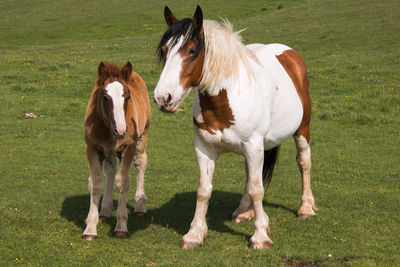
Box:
263, 146, 280, 188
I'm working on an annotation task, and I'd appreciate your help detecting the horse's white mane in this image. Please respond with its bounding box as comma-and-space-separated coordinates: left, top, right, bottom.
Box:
199, 20, 257, 94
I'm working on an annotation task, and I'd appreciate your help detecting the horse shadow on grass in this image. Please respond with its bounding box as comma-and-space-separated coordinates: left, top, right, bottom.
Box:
60, 190, 297, 239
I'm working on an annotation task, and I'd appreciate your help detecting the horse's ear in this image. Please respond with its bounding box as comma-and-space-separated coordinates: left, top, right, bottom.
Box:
193, 5, 203, 32
164, 6, 178, 27
122, 61, 132, 82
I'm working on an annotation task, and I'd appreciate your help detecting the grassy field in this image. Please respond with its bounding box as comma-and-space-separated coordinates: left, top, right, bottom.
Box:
0, 0, 399, 265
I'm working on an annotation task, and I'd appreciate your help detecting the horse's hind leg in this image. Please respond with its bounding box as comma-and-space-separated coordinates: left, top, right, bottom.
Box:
113, 146, 134, 237
133, 131, 148, 216
83, 147, 104, 241
99, 157, 116, 221
232, 160, 255, 223
294, 134, 317, 218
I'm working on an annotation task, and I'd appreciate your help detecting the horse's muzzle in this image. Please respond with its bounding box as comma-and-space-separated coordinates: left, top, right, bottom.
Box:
153, 93, 178, 113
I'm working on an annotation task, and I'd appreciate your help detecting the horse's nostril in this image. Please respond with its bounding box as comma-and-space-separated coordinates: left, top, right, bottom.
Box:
164, 94, 172, 106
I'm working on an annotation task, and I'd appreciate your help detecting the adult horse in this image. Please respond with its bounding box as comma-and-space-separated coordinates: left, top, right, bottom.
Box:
153, 6, 317, 249
83, 61, 151, 240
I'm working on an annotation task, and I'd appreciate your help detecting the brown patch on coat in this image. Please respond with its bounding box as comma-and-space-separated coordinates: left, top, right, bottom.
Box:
276, 50, 311, 142
193, 89, 234, 134
179, 30, 205, 90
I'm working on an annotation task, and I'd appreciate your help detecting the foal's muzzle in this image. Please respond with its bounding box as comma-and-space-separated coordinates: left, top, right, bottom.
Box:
113, 127, 127, 139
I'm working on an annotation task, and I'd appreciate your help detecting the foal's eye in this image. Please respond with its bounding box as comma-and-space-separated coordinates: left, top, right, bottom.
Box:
189, 48, 196, 55
103, 95, 108, 101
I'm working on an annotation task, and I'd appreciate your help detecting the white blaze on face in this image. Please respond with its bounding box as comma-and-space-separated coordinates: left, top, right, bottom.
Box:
105, 81, 126, 136
154, 37, 187, 108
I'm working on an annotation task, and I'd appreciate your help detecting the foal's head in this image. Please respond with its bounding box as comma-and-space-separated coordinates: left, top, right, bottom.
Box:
96, 61, 132, 138
154, 6, 205, 113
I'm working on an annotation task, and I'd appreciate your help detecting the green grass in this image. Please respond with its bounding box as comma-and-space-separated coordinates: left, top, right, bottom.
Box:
0, 0, 399, 266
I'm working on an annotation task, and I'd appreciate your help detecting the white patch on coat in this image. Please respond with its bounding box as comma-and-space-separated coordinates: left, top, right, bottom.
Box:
105, 81, 126, 135
154, 37, 189, 106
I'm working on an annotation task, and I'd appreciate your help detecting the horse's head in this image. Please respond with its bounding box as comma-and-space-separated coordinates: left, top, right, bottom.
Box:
96, 61, 132, 138
154, 5, 205, 113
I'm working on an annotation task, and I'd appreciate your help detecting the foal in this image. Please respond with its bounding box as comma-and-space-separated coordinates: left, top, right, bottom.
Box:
83, 61, 151, 240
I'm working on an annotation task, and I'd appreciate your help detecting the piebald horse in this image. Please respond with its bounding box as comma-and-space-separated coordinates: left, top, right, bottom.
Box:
153, 6, 317, 249
83, 61, 151, 240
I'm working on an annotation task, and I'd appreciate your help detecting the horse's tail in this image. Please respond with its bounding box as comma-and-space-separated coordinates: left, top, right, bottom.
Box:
263, 146, 280, 188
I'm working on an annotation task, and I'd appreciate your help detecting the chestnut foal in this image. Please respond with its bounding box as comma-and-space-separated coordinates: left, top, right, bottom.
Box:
83, 61, 151, 240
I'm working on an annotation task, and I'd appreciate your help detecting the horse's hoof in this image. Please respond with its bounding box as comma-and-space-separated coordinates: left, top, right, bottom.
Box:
114, 231, 128, 238
82, 235, 97, 241
298, 212, 317, 219
249, 241, 272, 249
99, 216, 111, 221
180, 240, 202, 249
232, 215, 252, 223
134, 211, 146, 217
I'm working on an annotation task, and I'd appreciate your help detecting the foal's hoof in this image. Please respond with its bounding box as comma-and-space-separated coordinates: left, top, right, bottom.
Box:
82, 235, 97, 241
249, 241, 272, 249
180, 240, 202, 249
134, 211, 146, 217
114, 231, 128, 238
99, 216, 111, 221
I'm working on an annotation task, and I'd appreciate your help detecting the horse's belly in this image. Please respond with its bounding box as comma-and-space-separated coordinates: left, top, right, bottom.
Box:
195, 127, 244, 154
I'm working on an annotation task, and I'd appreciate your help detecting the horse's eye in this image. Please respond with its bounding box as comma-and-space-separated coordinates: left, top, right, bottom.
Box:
189, 48, 196, 55
103, 95, 108, 101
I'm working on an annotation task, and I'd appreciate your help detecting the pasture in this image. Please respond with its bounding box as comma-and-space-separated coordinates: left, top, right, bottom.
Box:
0, 0, 399, 265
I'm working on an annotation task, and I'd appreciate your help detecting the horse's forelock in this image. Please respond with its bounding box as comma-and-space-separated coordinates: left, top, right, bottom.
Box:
157, 18, 203, 64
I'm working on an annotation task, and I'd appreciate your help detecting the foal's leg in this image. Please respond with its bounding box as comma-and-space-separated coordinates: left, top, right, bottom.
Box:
232, 160, 255, 223
99, 157, 116, 220
181, 137, 218, 249
133, 131, 148, 216
113, 146, 135, 237
245, 143, 273, 249
82, 147, 104, 241
294, 135, 317, 218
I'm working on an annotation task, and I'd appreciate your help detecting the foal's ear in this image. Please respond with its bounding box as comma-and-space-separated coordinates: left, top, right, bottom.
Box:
97, 61, 108, 84
164, 6, 178, 27
122, 61, 133, 82
193, 5, 203, 32
98, 61, 107, 78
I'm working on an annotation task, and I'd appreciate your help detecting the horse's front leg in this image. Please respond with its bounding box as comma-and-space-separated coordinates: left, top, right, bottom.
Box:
133, 131, 149, 216
82, 147, 104, 241
232, 160, 255, 223
113, 146, 134, 237
181, 137, 218, 249
245, 143, 273, 249
99, 157, 116, 221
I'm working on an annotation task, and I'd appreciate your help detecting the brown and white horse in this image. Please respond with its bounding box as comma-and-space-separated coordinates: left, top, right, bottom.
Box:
83, 61, 151, 240
153, 6, 317, 249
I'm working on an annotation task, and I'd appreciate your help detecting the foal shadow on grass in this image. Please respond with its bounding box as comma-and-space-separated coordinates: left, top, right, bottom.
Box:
60, 190, 297, 239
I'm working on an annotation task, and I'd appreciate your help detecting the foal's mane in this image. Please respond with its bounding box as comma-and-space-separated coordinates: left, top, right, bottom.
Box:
96, 62, 124, 87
